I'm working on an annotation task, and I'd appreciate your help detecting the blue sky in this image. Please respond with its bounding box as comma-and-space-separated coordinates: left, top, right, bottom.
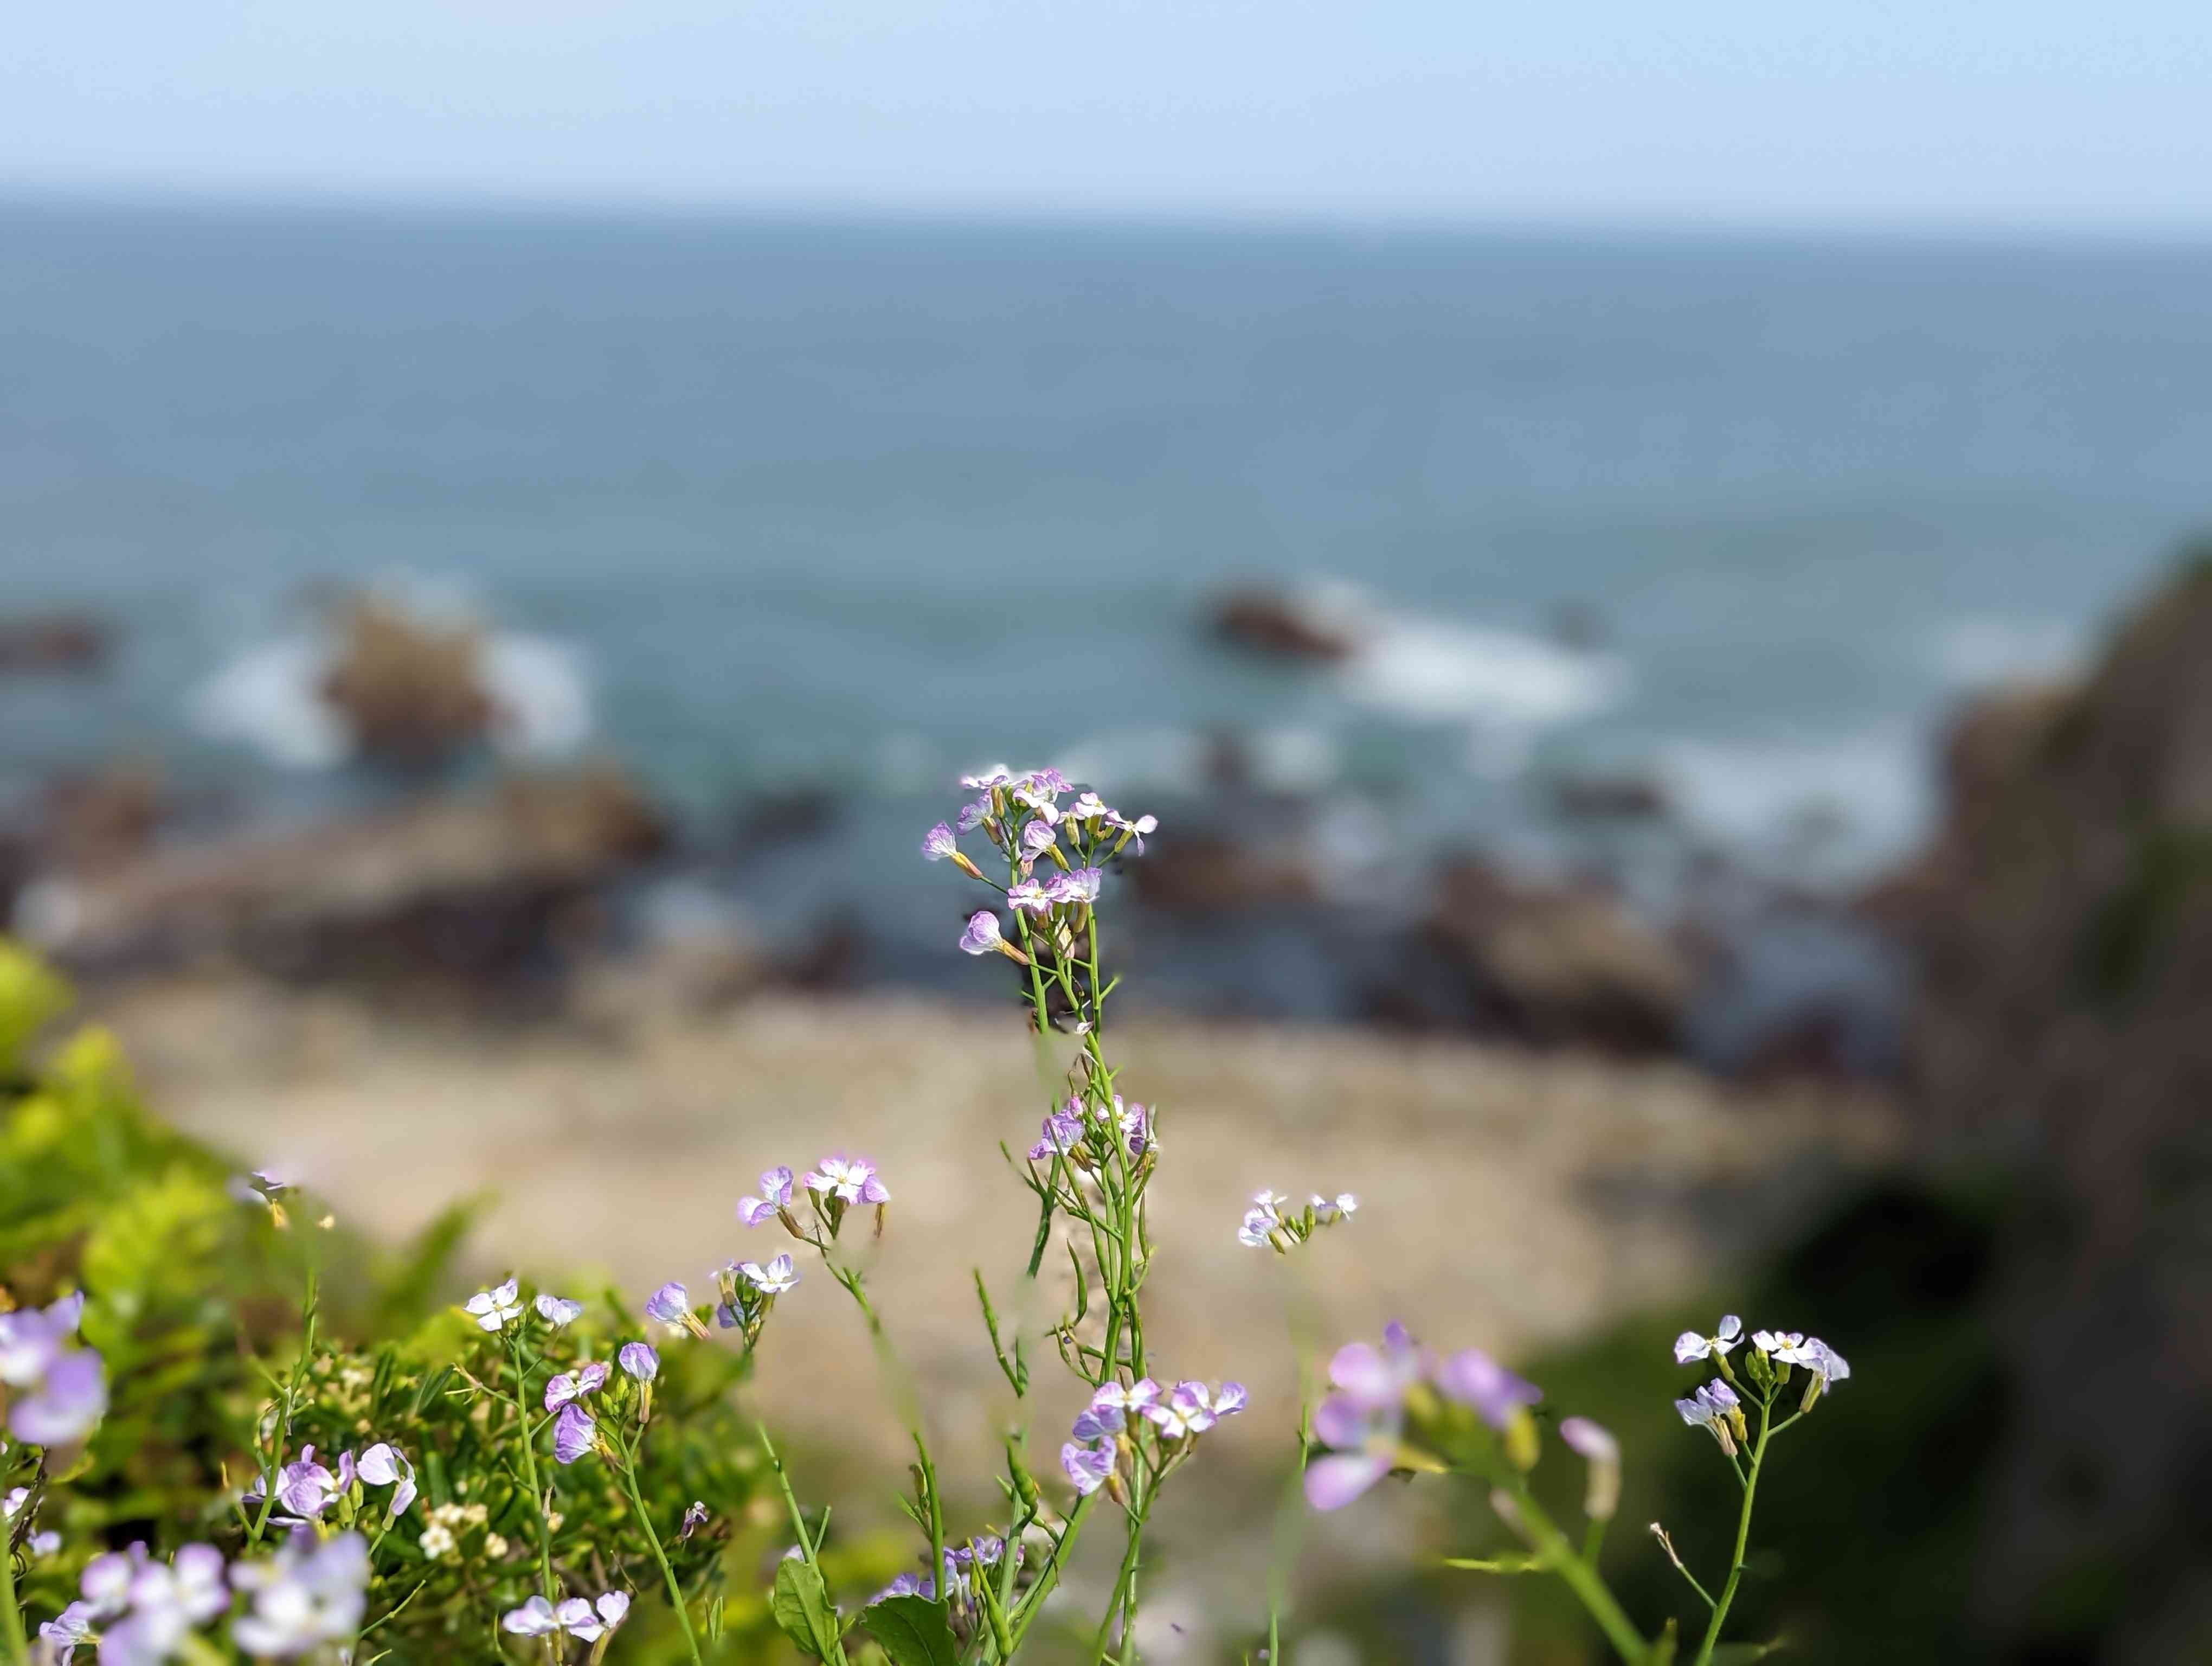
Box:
7, 2, 2211, 230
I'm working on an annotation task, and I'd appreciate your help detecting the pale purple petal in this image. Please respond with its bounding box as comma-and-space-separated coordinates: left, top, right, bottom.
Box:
921, 823, 958, 861
1303, 1452, 1393, 1511
1432, 1348, 1541, 1431
619, 1341, 660, 1382
502, 1597, 560, 1637
552, 1404, 597, 1465
958, 911, 1004, 954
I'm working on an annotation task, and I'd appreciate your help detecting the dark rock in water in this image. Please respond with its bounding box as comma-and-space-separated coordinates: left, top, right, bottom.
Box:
319, 594, 494, 767
724, 788, 841, 857
18, 765, 667, 1001
0, 613, 108, 674
1419, 858, 1692, 1055
1208, 587, 1358, 663
1894, 556, 2212, 1659
1123, 832, 1316, 915
1549, 773, 1670, 821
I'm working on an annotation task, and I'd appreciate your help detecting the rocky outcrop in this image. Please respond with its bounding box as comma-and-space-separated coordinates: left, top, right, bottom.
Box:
319, 594, 496, 766
1896, 558, 2212, 1659
15, 766, 667, 998
1208, 587, 1359, 662
1419, 858, 1693, 1055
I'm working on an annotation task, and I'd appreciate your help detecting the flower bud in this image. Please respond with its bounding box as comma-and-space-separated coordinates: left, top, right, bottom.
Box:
1800, 1374, 1824, 1415
1503, 1407, 1540, 1473
951, 850, 986, 882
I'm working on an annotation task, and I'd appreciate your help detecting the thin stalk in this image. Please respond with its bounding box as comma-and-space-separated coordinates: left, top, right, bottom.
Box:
1089, 1508, 1146, 1665
0, 1540, 28, 1666
249, 1266, 319, 1547
506, 1334, 556, 1605
614, 1443, 703, 1666
1691, 1397, 1771, 1666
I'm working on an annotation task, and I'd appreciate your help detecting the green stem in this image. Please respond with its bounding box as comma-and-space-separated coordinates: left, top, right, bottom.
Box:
507, 1334, 556, 1605
615, 1444, 703, 1666
0, 1537, 28, 1666
1089, 1507, 1146, 1665
1692, 1399, 1770, 1666
1504, 1481, 1648, 1664
249, 1265, 319, 1548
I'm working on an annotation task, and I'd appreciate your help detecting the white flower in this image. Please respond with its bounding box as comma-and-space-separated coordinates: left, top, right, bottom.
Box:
533, 1292, 584, 1328
741, 1255, 799, 1296
418, 1523, 456, 1559
464, 1278, 524, 1333
1310, 1191, 1358, 1223
1672, 1314, 1743, 1364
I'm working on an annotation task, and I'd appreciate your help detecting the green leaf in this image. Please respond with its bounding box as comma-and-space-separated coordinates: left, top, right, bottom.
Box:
863, 1595, 959, 1666
771, 1557, 844, 1659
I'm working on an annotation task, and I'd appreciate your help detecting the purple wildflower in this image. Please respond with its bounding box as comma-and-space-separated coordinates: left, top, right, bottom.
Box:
1045, 867, 1102, 906
502, 1596, 562, 1637
39, 1602, 94, 1660
543, 1361, 609, 1412
1026, 1105, 1084, 1163
274, 1446, 339, 1520
533, 1292, 584, 1328
1090, 1378, 1161, 1417
1020, 820, 1057, 858
740, 1254, 799, 1296
959, 768, 1013, 791
806, 1156, 889, 1206
1303, 1325, 1426, 1512
644, 1282, 706, 1338
922, 823, 959, 861
959, 909, 1027, 963
1005, 878, 1051, 913
678, 1500, 709, 1541
1433, 1347, 1541, 1431
356, 1443, 417, 1518
1070, 1404, 1122, 1441
1559, 1417, 1622, 1520
230, 1530, 368, 1657
557, 1593, 630, 1641
1675, 1380, 1742, 1454
1060, 1441, 1115, 1497
552, 1403, 597, 1465
619, 1341, 660, 1382
10, 1349, 106, 1446
738, 1165, 796, 1226
1674, 1315, 1743, 1364
955, 796, 991, 834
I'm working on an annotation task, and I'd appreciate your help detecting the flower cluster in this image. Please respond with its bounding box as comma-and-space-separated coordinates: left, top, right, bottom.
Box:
42, 1532, 368, 1663
1671, 1312, 1852, 1436
1058, 1375, 1248, 1504
1024, 1093, 1157, 1178
1304, 1323, 1541, 1510
0, 1289, 105, 1446
1237, 1188, 1358, 1252
241, 1439, 417, 1527
738, 1156, 890, 1245
931, 767, 1155, 978
501, 1589, 632, 1643
868, 1533, 1025, 1617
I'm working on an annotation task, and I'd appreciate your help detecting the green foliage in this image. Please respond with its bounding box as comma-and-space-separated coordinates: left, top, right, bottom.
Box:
0, 948, 796, 1662
861, 1595, 959, 1666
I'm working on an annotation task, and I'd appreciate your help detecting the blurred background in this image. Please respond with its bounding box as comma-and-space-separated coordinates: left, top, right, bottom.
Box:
4, 4, 2211, 1660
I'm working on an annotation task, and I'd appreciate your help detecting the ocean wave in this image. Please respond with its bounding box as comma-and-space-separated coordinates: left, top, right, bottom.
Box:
1660, 729, 1930, 874
1311, 582, 1625, 740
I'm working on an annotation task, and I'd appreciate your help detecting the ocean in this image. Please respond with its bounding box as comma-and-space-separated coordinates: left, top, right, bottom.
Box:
2, 195, 2207, 1046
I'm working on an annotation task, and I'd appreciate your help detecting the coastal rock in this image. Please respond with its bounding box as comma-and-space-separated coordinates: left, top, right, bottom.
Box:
318, 594, 496, 766
1419, 858, 1692, 1055
0, 613, 108, 674
1895, 557, 2212, 1658
1208, 586, 1360, 663
16, 765, 667, 995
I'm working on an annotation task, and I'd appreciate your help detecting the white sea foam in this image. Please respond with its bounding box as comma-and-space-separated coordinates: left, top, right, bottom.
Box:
1300, 581, 1625, 767
480, 633, 594, 758
190, 637, 352, 770
1661, 729, 1931, 876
